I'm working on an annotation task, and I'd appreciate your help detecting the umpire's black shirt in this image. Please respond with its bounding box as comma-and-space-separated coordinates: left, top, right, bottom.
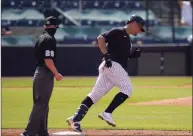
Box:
35, 31, 56, 68
102, 27, 132, 70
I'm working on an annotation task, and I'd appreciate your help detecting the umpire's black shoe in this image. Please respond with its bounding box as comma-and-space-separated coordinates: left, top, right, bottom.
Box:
20, 132, 34, 136
37, 132, 49, 136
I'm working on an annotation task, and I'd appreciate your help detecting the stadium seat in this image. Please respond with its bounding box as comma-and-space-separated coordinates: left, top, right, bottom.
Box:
55, 28, 70, 41
3, 0, 186, 44
2, 0, 156, 27
174, 26, 192, 42
63, 8, 157, 26
2, 8, 45, 26
2, 36, 35, 46
151, 25, 192, 43
151, 26, 173, 42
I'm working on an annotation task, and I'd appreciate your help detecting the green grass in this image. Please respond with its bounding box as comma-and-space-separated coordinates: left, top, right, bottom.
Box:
1, 77, 192, 130
2, 76, 192, 87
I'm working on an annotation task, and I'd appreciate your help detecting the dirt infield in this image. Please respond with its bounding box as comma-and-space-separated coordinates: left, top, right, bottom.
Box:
2, 129, 192, 136
129, 96, 192, 107
2, 83, 192, 90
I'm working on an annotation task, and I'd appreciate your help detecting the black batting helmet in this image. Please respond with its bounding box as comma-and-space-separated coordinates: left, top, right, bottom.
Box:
127, 15, 145, 32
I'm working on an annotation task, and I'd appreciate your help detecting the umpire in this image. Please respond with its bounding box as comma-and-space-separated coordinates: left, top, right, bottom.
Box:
21, 16, 63, 136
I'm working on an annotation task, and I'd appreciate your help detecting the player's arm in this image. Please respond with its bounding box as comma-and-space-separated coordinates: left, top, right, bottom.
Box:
97, 34, 111, 68
97, 35, 108, 54
97, 29, 117, 68
97, 29, 118, 53
43, 38, 63, 81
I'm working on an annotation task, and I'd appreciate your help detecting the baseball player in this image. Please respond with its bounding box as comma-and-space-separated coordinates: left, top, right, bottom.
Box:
66, 15, 145, 132
21, 16, 63, 136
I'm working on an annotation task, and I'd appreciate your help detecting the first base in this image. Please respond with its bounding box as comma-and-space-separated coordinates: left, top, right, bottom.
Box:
51, 131, 84, 136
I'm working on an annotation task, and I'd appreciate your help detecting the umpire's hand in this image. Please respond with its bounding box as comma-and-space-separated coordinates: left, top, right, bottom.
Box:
104, 53, 112, 68
55, 73, 63, 81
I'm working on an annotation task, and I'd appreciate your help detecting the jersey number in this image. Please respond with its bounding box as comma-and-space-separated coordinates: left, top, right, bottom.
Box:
45, 50, 54, 57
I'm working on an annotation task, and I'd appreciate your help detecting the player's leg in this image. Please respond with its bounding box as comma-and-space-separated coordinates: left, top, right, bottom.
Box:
99, 61, 132, 126
105, 62, 132, 113
67, 72, 114, 132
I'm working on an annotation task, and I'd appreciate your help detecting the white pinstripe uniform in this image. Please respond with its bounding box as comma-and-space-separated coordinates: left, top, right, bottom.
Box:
66, 16, 144, 133
88, 55, 133, 104
87, 27, 134, 104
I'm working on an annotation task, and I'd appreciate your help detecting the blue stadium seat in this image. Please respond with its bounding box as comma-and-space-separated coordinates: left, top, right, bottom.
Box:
57, 0, 79, 9
55, 28, 71, 41
2, 0, 154, 27
2, 0, 11, 7
22, 0, 33, 7
62, 8, 157, 26
55, 0, 143, 9
174, 26, 192, 43
2, 8, 45, 26
9, 0, 20, 7
2, 0, 144, 9
151, 26, 173, 42
151, 26, 192, 43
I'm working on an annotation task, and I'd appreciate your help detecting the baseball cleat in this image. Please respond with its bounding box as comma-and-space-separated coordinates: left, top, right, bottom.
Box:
98, 112, 116, 127
66, 117, 82, 133
20, 132, 32, 136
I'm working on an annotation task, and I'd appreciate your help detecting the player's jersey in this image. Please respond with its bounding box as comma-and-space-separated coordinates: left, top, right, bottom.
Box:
101, 27, 132, 70
35, 31, 56, 67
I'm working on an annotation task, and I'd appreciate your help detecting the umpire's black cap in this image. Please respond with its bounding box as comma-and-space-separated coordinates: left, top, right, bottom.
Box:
45, 16, 60, 28
127, 15, 145, 32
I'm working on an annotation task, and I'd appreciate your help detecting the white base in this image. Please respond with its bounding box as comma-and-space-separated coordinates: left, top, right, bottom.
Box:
51, 131, 84, 136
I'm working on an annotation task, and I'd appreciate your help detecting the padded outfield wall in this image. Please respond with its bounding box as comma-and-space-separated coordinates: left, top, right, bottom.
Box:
1, 44, 192, 76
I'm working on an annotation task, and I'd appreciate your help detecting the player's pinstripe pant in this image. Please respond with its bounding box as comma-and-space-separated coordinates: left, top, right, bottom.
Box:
88, 61, 133, 103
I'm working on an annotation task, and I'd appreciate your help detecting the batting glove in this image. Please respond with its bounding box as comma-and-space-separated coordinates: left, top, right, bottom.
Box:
129, 47, 141, 58
104, 53, 112, 68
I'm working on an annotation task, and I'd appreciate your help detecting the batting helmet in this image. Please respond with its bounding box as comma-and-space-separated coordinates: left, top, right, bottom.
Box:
127, 15, 145, 32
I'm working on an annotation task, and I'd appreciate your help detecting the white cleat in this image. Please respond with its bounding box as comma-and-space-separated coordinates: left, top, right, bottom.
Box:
66, 117, 82, 133
98, 112, 116, 127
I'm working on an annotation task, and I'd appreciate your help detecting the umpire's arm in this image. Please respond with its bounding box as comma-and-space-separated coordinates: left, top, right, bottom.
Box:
45, 59, 58, 75
42, 39, 58, 75
43, 38, 63, 81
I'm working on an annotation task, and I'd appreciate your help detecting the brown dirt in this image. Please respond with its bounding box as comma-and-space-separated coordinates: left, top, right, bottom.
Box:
1, 129, 192, 136
2, 84, 192, 90
129, 96, 192, 106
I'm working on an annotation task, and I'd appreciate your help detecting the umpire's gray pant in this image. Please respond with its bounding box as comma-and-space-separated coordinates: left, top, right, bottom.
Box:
25, 66, 54, 135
